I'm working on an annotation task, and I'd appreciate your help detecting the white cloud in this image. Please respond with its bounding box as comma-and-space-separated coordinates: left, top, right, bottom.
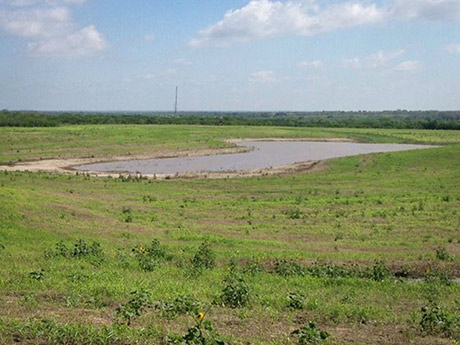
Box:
342, 49, 406, 69
367, 49, 405, 68
342, 57, 362, 69
297, 59, 324, 68
190, 0, 460, 47
160, 68, 178, 76
27, 25, 107, 57
249, 70, 278, 83
174, 58, 192, 65
9, 0, 86, 6
0, 6, 72, 38
446, 43, 460, 54
144, 33, 155, 42
391, 0, 460, 21
0, 0, 107, 57
394, 60, 421, 72
189, 0, 384, 47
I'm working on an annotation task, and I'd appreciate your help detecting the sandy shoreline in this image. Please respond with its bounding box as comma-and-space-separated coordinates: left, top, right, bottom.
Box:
0, 138, 350, 179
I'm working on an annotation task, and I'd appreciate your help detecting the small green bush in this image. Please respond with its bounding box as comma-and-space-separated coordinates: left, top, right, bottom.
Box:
29, 269, 45, 281
275, 259, 306, 277
132, 239, 171, 272
159, 295, 201, 319
420, 304, 458, 337
291, 322, 330, 345
436, 247, 453, 261
191, 241, 216, 271
287, 292, 305, 310
115, 289, 151, 326
219, 273, 250, 308
371, 261, 390, 282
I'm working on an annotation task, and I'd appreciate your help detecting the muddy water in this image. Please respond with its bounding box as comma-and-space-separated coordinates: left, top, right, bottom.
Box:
75, 141, 434, 175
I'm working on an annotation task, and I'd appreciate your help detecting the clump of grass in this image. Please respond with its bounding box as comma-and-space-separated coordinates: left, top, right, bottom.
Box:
291, 322, 330, 345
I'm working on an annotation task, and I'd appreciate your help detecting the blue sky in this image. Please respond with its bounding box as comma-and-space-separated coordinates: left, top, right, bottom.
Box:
1, 0, 460, 111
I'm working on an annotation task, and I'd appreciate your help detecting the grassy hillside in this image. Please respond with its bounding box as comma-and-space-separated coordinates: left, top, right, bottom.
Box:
0, 125, 459, 344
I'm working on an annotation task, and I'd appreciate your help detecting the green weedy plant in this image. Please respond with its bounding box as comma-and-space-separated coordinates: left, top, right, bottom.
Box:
371, 261, 390, 281
291, 322, 330, 345
219, 272, 250, 308
287, 292, 305, 310
420, 303, 458, 337
166, 310, 227, 345
115, 289, 151, 326
284, 208, 303, 219
159, 295, 202, 319
275, 259, 306, 277
425, 266, 455, 286
132, 239, 171, 272
29, 269, 45, 281
45, 239, 104, 261
72, 239, 104, 259
241, 257, 263, 276
435, 246, 453, 261
191, 241, 216, 271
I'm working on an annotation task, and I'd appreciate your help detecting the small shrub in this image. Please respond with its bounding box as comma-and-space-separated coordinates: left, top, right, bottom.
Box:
420, 304, 458, 337
291, 322, 330, 345
371, 261, 390, 282
287, 292, 305, 310
159, 295, 201, 319
132, 239, 171, 272
191, 241, 216, 271
425, 266, 455, 286
219, 273, 250, 308
115, 289, 151, 326
284, 208, 303, 219
241, 258, 263, 276
29, 269, 45, 281
72, 239, 104, 258
306, 263, 358, 279
275, 259, 305, 277
436, 247, 453, 261
45, 240, 104, 261
166, 311, 227, 345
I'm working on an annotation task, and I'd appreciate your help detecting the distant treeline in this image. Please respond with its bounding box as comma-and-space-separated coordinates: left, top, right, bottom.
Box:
1, 110, 460, 130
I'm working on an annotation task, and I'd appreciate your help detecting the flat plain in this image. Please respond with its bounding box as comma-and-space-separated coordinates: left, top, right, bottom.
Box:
0, 125, 459, 344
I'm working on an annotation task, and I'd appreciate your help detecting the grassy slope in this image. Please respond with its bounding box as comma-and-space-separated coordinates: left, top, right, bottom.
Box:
0, 125, 459, 344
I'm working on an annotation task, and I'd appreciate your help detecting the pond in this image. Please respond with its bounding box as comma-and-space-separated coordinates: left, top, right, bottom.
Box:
75, 140, 435, 175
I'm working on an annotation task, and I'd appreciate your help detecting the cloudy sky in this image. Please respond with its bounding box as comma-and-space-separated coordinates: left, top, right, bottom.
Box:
1, 0, 460, 111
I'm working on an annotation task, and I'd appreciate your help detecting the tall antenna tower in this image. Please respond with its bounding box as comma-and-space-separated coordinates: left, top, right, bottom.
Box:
174, 86, 178, 114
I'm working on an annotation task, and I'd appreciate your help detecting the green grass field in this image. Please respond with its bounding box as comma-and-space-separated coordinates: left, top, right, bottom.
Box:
0, 125, 459, 344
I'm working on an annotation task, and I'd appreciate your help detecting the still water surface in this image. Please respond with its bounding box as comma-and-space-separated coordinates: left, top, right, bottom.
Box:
76, 141, 434, 175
